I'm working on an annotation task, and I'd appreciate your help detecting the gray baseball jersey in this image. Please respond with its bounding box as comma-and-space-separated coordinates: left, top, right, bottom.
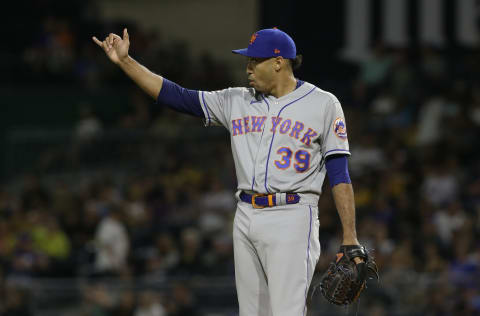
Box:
198, 81, 350, 316
199, 81, 350, 196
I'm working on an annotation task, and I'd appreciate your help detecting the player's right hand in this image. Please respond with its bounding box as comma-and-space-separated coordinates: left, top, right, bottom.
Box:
92, 28, 130, 64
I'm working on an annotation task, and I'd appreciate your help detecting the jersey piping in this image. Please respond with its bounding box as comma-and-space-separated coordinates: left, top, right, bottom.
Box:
303, 206, 313, 316
324, 148, 351, 157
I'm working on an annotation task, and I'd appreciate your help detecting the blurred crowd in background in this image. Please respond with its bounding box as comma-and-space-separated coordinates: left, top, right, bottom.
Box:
2, 1, 480, 316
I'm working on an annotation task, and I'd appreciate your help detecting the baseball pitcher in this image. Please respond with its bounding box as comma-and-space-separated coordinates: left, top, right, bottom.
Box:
93, 27, 377, 316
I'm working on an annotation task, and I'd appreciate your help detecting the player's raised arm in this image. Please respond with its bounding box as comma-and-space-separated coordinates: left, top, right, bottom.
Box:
92, 28, 205, 118
92, 28, 163, 99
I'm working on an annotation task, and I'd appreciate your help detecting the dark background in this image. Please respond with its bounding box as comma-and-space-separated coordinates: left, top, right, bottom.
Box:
1, 0, 480, 315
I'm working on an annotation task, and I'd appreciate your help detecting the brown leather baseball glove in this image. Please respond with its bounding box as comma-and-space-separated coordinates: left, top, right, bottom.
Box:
309, 245, 379, 306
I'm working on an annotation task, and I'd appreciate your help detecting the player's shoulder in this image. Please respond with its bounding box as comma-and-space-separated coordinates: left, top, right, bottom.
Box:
219, 86, 256, 102
303, 81, 341, 106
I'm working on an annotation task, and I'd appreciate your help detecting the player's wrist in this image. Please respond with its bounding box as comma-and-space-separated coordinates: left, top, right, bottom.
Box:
116, 55, 133, 66
341, 236, 359, 246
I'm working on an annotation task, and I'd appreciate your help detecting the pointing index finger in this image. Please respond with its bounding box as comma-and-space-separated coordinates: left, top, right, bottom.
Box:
92, 36, 103, 47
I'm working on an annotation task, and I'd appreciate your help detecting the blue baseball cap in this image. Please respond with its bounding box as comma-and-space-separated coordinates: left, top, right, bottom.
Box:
232, 28, 297, 59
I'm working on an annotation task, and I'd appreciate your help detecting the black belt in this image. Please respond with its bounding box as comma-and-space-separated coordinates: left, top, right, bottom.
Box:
239, 191, 300, 209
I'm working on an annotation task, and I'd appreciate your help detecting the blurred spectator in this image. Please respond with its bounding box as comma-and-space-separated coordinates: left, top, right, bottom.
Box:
359, 42, 392, 89
172, 227, 206, 276
389, 48, 417, 102
0, 286, 32, 316
422, 158, 460, 208
119, 90, 152, 129
111, 290, 137, 316
370, 220, 395, 264
80, 281, 114, 316
20, 175, 50, 212
143, 232, 180, 279
415, 94, 447, 146
198, 208, 227, 237
422, 242, 448, 274
32, 215, 71, 260
8, 232, 48, 278
419, 45, 447, 85
94, 205, 130, 275
134, 290, 166, 316
470, 85, 480, 127
74, 104, 103, 142
349, 133, 386, 176
165, 282, 200, 316
449, 229, 477, 288
0, 222, 15, 264
203, 232, 234, 276
200, 178, 235, 213
433, 201, 467, 246
0, 189, 17, 218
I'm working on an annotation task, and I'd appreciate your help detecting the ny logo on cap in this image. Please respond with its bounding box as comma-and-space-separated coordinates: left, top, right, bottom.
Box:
250, 33, 257, 45
274, 49, 280, 54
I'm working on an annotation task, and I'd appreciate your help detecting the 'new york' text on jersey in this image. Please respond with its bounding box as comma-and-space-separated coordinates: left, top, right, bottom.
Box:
199, 81, 350, 196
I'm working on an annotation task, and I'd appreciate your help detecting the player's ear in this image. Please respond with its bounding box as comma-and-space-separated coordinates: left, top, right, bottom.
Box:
274, 57, 283, 71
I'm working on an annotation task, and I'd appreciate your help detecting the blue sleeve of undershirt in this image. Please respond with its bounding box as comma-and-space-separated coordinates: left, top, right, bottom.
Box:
156, 78, 204, 117
325, 154, 352, 187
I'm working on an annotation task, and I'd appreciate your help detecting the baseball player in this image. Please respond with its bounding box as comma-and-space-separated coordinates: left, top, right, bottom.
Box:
93, 27, 365, 316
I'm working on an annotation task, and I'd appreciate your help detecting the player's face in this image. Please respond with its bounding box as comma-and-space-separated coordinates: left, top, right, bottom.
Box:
246, 57, 276, 93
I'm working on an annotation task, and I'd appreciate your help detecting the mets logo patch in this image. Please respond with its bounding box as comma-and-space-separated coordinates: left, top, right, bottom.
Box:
333, 117, 347, 139
250, 33, 257, 45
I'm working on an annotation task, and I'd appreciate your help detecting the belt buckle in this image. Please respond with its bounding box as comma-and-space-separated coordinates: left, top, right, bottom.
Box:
252, 193, 265, 209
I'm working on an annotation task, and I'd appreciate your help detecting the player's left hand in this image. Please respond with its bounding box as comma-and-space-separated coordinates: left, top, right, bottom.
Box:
341, 239, 364, 264
353, 256, 364, 264
315, 245, 379, 306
